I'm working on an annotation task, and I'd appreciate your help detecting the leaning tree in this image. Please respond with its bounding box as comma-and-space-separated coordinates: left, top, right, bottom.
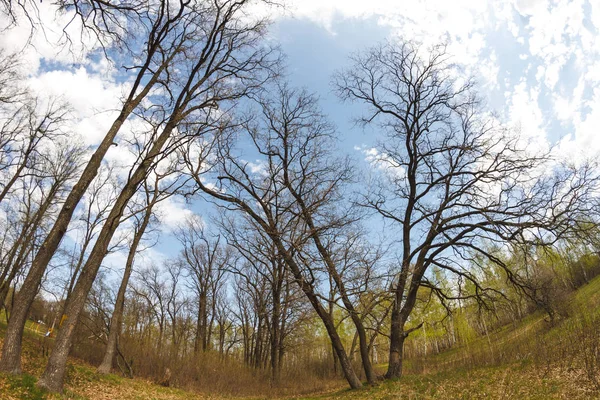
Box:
1, 0, 201, 374
30, 0, 278, 392
185, 83, 368, 389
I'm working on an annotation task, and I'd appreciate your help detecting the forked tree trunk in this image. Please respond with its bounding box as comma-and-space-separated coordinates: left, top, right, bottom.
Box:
290, 195, 377, 385
193, 166, 363, 389
279, 151, 378, 385
273, 240, 362, 389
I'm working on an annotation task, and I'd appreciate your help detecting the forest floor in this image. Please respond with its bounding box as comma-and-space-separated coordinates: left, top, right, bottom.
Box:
1, 347, 596, 399
2, 275, 600, 399
305, 363, 598, 399
0, 327, 211, 400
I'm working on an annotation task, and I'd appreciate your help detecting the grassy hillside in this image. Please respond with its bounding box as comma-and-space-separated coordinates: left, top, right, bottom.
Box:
0, 321, 210, 400
311, 274, 600, 399
2, 275, 600, 399
305, 365, 594, 400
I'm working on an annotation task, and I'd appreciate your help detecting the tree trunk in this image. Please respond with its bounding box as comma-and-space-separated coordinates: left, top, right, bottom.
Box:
332, 343, 339, 375
386, 301, 404, 379
315, 248, 375, 383
0, 65, 162, 374
270, 279, 281, 385
274, 242, 362, 389
206, 308, 215, 352
218, 320, 225, 357
36, 121, 178, 392
194, 292, 207, 354
385, 282, 422, 381
97, 207, 152, 374
386, 303, 406, 379
286, 185, 377, 384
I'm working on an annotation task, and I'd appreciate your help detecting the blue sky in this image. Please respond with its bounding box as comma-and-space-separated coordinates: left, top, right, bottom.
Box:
272, 16, 393, 154
1, 0, 599, 280
265, 0, 600, 164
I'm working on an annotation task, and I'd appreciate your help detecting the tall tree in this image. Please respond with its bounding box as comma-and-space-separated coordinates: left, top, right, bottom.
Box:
36, 0, 277, 391
186, 83, 366, 389
0, 0, 205, 374
333, 40, 600, 379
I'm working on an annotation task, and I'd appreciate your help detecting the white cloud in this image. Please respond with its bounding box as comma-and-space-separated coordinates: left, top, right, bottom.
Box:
559, 86, 600, 161
278, 0, 599, 162
507, 81, 547, 147
28, 67, 124, 146
356, 146, 405, 179
154, 196, 194, 233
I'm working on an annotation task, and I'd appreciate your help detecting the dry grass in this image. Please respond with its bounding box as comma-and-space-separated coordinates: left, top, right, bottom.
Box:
3, 275, 600, 399
305, 363, 599, 400
0, 319, 343, 399
0, 365, 213, 400
0, 321, 210, 400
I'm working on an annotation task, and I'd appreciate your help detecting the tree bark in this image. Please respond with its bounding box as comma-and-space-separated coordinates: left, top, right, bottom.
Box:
385, 318, 406, 380
386, 293, 403, 379
386, 281, 421, 379
36, 119, 178, 392
0, 64, 163, 374
97, 205, 153, 374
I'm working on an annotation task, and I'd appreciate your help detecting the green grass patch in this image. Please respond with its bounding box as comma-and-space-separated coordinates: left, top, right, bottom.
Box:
4, 373, 47, 400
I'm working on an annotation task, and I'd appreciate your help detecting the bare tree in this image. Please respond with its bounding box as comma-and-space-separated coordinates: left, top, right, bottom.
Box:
333, 40, 600, 379
176, 216, 229, 355
35, 1, 277, 391
0, 98, 70, 206
327, 229, 389, 369
0, 139, 83, 309
132, 265, 169, 356
257, 84, 380, 384
185, 83, 366, 389
0, 0, 212, 374
164, 261, 188, 360
219, 213, 296, 384
97, 160, 187, 374
0, 50, 71, 207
